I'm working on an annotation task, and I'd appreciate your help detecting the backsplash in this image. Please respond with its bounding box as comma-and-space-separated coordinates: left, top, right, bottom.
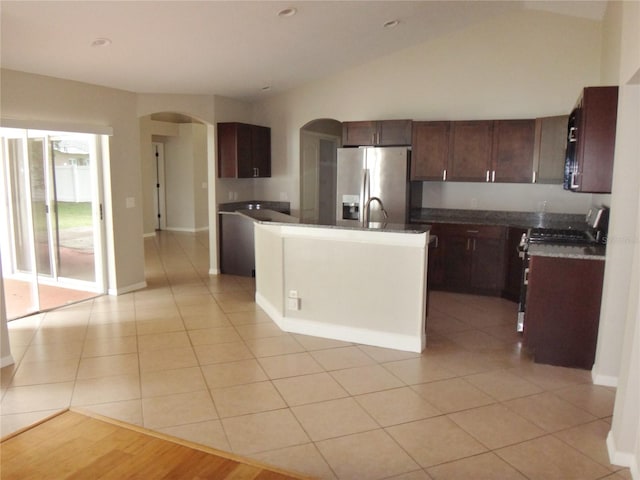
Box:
419, 181, 603, 214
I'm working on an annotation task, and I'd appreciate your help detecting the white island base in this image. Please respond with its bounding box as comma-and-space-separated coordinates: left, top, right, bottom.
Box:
254, 223, 429, 353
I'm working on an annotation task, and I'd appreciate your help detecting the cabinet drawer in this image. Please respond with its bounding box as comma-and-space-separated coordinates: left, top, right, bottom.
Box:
435, 223, 506, 239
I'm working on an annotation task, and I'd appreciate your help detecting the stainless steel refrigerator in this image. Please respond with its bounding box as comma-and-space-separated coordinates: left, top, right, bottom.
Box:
335, 147, 410, 226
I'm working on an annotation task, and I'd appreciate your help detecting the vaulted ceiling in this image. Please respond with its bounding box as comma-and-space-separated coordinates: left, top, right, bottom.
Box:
0, 1, 607, 101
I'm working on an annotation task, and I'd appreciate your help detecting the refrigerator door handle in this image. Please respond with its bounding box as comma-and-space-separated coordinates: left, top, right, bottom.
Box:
359, 168, 369, 224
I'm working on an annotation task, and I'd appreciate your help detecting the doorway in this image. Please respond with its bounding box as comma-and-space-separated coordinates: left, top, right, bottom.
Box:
0, 128, 106, 320
300, 119, 342, 224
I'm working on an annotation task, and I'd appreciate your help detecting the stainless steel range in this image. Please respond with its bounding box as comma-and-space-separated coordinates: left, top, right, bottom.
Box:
516, 206, 609, 332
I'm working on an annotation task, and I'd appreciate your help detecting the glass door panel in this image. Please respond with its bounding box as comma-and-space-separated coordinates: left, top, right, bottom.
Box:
0, 128, 105, 320
2, 132, 39, 317
27, 136, 53, 277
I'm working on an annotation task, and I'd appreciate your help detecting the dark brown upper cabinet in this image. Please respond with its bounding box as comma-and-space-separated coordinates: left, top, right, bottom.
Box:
533, 115, 569, 184
491, 119, 536, 183
411, 121, 450, 181
342, 120, 412, 147
571, 86, 618, 193
447, 120, 494, 182
217, 122, 271, 178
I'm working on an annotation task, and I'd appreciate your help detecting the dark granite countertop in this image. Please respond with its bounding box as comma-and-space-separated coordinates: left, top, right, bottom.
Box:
235, 209, 429, 234
527, 244, 606, 259
411, 208, 587, 230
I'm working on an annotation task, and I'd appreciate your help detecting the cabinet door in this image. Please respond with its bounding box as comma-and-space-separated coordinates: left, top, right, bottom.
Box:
470, 236, 505, 292
442, 234, 471, 290
524, 256, 604, 369
411, 122, 450, 181
342, 121, 377, 146
236, 123, 254, 178
377, 120, 412, 146
534, 115, 568, 184
448, 121, 493, 181
251, 125, 271, 177
492, 120, 535, 183
575, 86, 618, 193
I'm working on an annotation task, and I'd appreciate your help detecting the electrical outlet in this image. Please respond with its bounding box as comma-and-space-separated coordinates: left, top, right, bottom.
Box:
288, 290, 298, 299
287, 298, 300, 311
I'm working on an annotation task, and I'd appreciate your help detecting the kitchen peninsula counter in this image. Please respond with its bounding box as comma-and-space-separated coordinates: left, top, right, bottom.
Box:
252, 211, 430, 353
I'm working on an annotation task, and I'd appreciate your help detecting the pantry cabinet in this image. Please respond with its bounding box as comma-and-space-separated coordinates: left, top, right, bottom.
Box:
217, 122, 271, 178
342, 120, 412, 147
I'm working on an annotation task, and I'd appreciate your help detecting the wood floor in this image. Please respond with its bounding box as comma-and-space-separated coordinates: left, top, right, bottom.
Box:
0, 409, 312, 479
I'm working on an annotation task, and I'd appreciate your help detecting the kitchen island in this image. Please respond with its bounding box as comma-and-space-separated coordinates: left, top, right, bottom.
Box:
249, 210, 430, 353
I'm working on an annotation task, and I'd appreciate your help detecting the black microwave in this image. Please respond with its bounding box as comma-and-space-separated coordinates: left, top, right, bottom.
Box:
563, 107, 579, 190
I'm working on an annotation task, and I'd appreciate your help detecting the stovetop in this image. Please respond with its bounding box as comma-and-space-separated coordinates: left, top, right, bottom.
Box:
527, 228, 597, 245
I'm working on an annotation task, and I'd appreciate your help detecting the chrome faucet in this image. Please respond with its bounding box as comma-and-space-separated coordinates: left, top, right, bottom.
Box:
363, 196, 388, 226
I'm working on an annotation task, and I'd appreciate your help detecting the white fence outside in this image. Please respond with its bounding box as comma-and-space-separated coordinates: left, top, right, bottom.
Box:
55, 165, 91, 202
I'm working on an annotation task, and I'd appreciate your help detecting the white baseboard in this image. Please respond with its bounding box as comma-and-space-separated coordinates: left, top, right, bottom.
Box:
208, 268, 220, 275
108, 281, 147, 296
607, 431, 640, 479
0, 354, 15, 368
592, 370, 618, 387
143, 231, 156, 238
256, 292, 425, 353
163, 226, 209, 233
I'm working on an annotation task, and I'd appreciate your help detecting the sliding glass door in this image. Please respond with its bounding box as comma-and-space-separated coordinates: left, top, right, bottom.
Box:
0, 128, 106, 319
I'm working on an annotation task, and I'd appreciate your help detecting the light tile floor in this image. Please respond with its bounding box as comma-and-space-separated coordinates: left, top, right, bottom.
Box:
0, 231, 632, 480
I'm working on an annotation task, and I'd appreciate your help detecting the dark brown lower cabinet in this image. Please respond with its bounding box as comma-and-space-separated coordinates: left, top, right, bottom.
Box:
427, 223, 506, 296
523, 255, 605, 369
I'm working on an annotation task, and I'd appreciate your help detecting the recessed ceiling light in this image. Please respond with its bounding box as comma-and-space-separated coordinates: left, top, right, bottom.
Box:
91, 37, 112, 47
383, 19, 400, 29
278, 7, 297, 17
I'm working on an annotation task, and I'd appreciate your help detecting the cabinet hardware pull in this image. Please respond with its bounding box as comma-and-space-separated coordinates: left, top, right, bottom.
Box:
443, 169, 447, 181
568, 126, 578, 142
570, 172, 580, 189
491, 170, 496, 182
473, 238, 476, 251
466, 238, 471, 250
524, 267, 530, 285
532, 171, 537, 183
486, 170, 490, 182
431, 234, 439, 248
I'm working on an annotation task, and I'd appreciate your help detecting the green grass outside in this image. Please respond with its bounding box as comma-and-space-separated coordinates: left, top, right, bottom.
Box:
30, 201, 93, 232
56, 202, 93, 229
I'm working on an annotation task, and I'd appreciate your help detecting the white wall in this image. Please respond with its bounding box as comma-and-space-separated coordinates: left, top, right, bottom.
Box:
601, 0, 640, 474
252, 9, 603, 216
161, 123, 208, 232
421, 182, 594, 214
